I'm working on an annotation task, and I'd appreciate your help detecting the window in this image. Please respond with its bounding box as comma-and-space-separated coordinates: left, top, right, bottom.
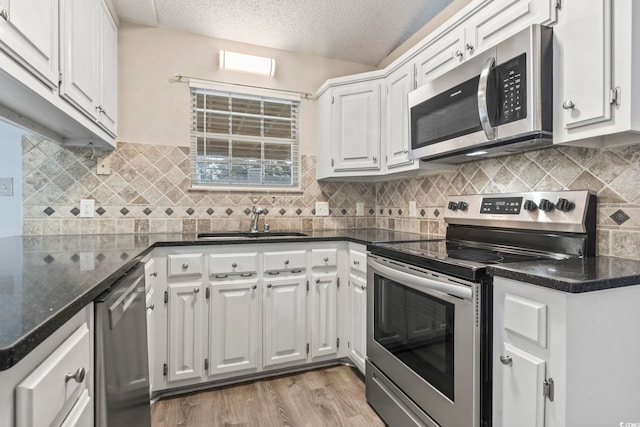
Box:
190, 82, 300, 189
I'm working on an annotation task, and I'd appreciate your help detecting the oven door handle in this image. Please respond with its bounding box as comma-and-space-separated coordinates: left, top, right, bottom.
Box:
369, 259, 472, 300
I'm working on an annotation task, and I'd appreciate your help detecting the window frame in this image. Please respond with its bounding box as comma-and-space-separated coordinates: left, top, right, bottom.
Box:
188, 80, 301, 191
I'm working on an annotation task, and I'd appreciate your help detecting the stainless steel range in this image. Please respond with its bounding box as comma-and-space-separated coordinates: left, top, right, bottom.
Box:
366, 190, 597, 427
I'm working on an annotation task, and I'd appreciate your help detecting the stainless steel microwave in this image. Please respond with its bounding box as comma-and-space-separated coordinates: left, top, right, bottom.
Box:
408, 25, 553, 164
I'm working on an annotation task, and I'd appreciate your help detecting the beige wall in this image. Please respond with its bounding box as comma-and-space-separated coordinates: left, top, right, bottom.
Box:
117, 23, 376, 155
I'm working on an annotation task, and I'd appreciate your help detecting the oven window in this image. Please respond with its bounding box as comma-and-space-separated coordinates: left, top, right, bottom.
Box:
373, 273, 455, 401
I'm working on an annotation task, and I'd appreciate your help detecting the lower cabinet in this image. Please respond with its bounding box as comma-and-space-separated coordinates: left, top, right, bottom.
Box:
208, 279, 259, 376
263, 274, 307, 367
309, 273, 338, 359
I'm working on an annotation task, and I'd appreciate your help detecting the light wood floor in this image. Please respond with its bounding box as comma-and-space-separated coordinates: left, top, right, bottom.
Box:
151, 365, 385, 427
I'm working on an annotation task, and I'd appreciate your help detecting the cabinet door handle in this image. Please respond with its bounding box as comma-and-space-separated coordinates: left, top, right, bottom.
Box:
455, 49, 463, 58
353, 260, 360, 266
232, 263, 238, 268
466, 43, 474, 51
315, 278, 320, 284
0, 10, 8, 21
284, 260, 289, 265
266, 284, 272, 288
372, 156, 377, 163
360, 284, 366, 290
240, 272, 253, 277
65, 367, 86, 384
215, 274, 228, 278
150, 272, 158, 277
562, 100, 575, 110
182, 263, 189, 269
146, 304, 155, 311
500, 355, 512, 366
268, 271, 280, 275
323, 257, 329, 262
251, 285, 257, 290
194, 288, 200, 294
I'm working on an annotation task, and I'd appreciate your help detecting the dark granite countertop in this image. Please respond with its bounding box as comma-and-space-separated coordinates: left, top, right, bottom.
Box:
0, 228, 435, 371
488, 256, 640, 293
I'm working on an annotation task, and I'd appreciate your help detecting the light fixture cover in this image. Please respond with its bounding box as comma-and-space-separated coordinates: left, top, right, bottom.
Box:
219, 50, 276, 76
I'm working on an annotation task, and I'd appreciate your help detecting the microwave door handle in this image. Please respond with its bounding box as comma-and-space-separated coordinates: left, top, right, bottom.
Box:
478, 56, 496, 140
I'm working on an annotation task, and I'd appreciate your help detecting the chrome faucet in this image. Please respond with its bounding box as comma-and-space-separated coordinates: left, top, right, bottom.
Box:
250, 206, 265, 233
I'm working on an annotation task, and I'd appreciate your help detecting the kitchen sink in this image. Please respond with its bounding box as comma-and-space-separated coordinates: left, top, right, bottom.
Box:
197, 231, 308, 240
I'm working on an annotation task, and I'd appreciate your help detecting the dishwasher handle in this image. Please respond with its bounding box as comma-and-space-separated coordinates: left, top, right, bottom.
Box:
108, 264, 145, 329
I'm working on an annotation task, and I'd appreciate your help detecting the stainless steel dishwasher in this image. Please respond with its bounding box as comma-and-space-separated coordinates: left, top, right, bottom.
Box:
95, 262, 151, 427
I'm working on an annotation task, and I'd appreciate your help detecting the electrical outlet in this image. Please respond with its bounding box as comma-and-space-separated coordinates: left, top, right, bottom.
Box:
0, 178, 13, 196
356, 202, 364, 216
79, 199, 95, 218
409, 201, 417, 217
315, 201, 329, 216
96, 157, 110, 175
79, 252, 95, 271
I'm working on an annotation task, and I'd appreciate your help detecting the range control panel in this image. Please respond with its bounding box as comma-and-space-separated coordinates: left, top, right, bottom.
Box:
444, 190, 595, 233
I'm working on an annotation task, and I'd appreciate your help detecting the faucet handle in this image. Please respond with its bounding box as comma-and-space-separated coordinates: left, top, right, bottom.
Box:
264, 223, 270, 232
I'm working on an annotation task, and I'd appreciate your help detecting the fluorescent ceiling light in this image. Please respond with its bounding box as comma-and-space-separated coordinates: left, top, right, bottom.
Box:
465, 150, 489, 157
219, 50, 276, 76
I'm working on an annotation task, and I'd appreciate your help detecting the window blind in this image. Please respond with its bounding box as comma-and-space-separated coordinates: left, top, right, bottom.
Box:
190, 87, 300, 188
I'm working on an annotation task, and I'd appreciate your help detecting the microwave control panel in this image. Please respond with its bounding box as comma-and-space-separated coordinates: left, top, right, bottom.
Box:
496, 53, 527, 125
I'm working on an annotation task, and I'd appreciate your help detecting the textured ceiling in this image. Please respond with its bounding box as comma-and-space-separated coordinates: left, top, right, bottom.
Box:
112, 0, 452, 66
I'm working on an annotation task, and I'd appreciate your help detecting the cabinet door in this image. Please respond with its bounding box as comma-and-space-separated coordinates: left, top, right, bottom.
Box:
499, 343, 546, 427
263, 275, 307, 367
60, 0, 99, 120
167, 282, 204, 383
310, 273, 338, 358
468, 0, 551, 56
332, 81, 381, 172
385, 64, 414, 170
0, 0, 58, 88
349, 274, 367, 373
554, 0, 612, 133
145, 288, 154, 392
414, 27, 465, 87
208, 279, 259, 376
97, 0, 117, 136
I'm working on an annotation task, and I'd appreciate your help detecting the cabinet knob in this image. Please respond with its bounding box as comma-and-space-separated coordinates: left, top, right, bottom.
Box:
0, 10, 8, 21
150, 272, 158, 277
466, 43, 474, 51
266, 284, 272, 288
232, 263, 238, 268
323, 257, 329, 262
284, 260, 289, 265
500, 355, 513, 366
353, 260, 360, 266
562, 100, 575, 110
194, 288, 200, 294
65, 367, 86, 384
251, 285, 257, 290
182, 263, 189, 269
361, 284, 366, 291
315, 278, 320, 284
403, 149, 409, 154
96, 105, 105, 114
372, 156, 377, 163
146, 304, 155, 311
455, 49, 463, 58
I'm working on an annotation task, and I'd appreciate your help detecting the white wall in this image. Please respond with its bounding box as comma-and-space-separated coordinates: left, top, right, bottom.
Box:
0, 120, 24, 237
117, 23, 376, 155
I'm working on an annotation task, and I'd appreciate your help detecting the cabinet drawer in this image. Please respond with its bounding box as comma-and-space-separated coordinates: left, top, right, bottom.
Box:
16, 323, 90, 427
209, 253, 258, 277
168, 253, 203, 277
349, 249, 367, 274
311, 249, 338, 268
504, 294, 547, 347
264, 250, 306, 272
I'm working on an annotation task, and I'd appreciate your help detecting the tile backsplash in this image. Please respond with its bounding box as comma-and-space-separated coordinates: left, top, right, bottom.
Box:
21, 135, 640, 259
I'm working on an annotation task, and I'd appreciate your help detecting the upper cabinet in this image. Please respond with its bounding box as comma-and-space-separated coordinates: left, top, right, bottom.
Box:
0, 0, 117, 148
61, 0, 117, 137
0, 0, 58, 88
315, 0, 557, 181
552, 0, 640, 147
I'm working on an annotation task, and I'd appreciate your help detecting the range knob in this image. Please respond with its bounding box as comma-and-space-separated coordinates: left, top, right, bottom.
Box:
523, 200, 538, 212
539, 198, 555, 212
556, 198, 575, 212
458, 201, 468, 211
447, 201, 459, 211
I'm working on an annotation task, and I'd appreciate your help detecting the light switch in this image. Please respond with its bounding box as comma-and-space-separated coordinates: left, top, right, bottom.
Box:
409, 201, 417, 217
356, 202, 364, 216
96, 156, 110, 175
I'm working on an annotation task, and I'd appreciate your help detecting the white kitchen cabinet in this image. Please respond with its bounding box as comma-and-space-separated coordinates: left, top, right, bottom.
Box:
0, 0, 58, 88
263, 274, 308, 367
309, 273, 338, 358
144, 258, 157, 395
208, 279, 259, 376
348, 274, 367, 374
331, 80, 382, 172
385, 63, 415, 170
493, 276, 640, 427
414, 26, 466, 86
60, 0, 117, 135
166, 281, 205, 384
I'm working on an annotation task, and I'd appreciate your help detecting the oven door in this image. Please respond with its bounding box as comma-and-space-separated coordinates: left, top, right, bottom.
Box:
367, 255, 479, 427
